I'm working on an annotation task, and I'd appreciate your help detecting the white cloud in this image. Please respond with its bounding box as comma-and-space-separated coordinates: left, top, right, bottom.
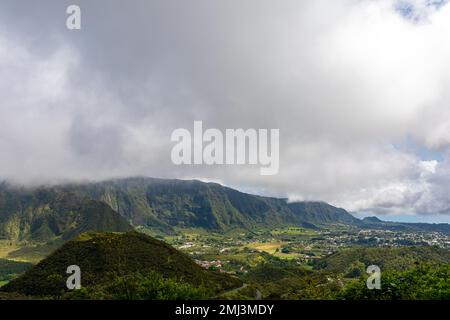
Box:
2, 0, 450, 219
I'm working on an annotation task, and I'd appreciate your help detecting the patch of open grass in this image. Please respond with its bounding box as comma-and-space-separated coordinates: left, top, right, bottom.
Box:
0, 241, 20, 259
6, 240, 63, 264
246, 242, 285, 254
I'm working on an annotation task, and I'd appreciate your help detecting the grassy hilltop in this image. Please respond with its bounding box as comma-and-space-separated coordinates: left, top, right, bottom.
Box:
0, 231, 242, 299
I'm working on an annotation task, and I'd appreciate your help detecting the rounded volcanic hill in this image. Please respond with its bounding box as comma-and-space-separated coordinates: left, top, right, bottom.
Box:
0, 231, 241, 297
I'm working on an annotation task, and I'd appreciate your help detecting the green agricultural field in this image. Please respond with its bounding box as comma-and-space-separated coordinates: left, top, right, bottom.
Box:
270, 227, 318, 236
243, 241, 299, 260
246, 242, 286, 254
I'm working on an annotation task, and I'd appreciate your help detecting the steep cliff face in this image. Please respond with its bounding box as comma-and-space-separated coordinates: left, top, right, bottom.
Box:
0, 186, 132, 241
53, 177, 357, 231
0, 178, 360, 239
2, 177, 448, 240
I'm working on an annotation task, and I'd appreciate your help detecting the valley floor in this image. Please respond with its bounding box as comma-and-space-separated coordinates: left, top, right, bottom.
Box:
1, 226, 449, 300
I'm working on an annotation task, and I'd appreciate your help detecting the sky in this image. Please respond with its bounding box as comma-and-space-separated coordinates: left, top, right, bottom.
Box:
2, 0, 450, 222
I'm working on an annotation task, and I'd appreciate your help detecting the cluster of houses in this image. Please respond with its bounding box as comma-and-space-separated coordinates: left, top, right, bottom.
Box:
195, 259, 224, 270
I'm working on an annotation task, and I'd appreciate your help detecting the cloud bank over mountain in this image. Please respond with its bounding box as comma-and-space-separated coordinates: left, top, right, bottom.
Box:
1, 0, 450, 219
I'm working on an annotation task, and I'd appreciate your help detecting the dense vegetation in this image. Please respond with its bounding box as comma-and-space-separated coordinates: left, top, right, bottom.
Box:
0, 178, 363, 235
340, 264, 450, 299
63, 271, 210, 300
313, 246, 450, 275
0, 232, 449, 300
1, 178, 449, 244
0, 189, 132, 241
0, 231, 241, 298
0, 259, 33, 284
0, 178, 449, 300
241, 261, 342, 299
223, 247, 450, 300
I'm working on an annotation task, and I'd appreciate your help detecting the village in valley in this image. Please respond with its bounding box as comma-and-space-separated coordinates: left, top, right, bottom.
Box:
153, 226, 450, 274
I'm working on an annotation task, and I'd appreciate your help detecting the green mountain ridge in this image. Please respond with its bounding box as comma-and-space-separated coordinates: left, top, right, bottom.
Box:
0, 178, 354, 240
360, 216, 450, 234
1, 177, 449, 243
287, 201, 360, 225
57, 177, 358, 231
0, 188, 132, 241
